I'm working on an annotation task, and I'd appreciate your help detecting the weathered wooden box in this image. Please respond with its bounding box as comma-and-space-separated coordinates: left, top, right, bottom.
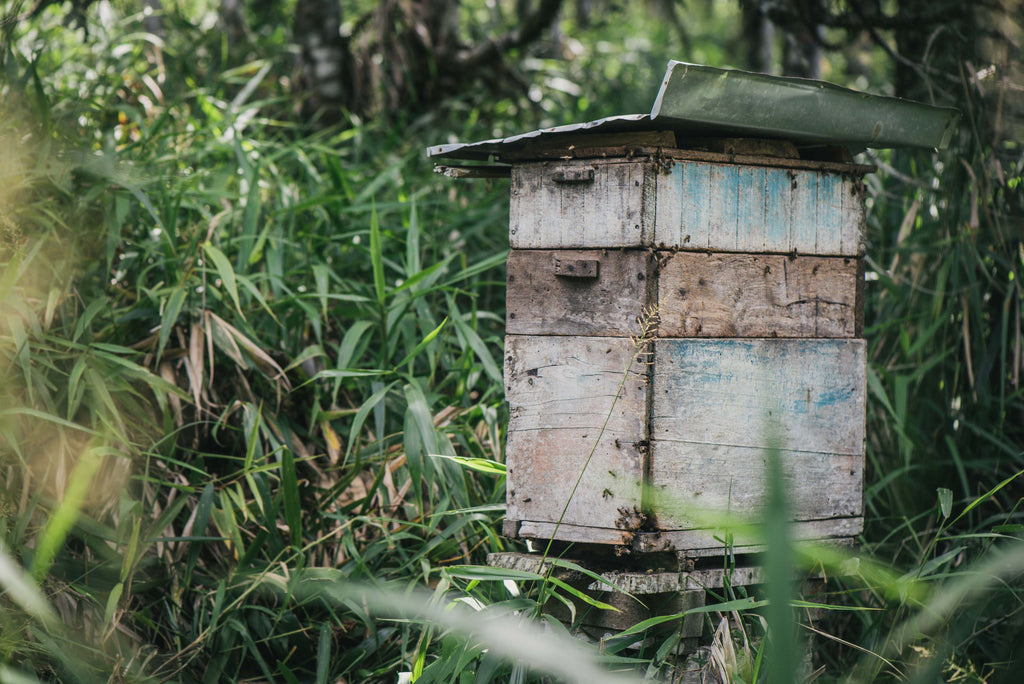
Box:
429, 61, 958, 568
499, 147, 870, 555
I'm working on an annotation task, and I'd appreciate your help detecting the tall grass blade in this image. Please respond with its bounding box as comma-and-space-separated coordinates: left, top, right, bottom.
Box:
203, 242, 243, 317
30, 445, 106, 581
370, 203, 386, 307
764, 441, 798, 684
397, 317, 447, 369
157, 286, 186, 361
0, 549, 59, 630
305, 578, 645, 684
950, 468, 1024, 526
281, 447, 302, 548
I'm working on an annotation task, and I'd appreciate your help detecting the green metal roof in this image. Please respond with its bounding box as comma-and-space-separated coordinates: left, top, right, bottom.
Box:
427, 61, 960, 161
651, 62, 959, 149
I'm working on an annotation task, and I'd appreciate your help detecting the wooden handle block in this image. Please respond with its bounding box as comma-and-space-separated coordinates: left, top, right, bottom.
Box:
551, 168, 595, 183
553, 257, 599, 278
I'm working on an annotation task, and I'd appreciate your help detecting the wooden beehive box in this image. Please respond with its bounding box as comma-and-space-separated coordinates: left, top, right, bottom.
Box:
428, 63, 957, 557
497, 141, 870, 555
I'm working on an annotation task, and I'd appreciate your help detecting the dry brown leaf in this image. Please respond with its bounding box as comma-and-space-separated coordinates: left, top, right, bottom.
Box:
185, 321, 205, 413
159, 361, 183, 427
321, 420, 342, 465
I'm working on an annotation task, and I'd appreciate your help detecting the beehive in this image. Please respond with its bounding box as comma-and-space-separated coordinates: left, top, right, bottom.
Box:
428, 62, 958, 556
498, 144, 869, 555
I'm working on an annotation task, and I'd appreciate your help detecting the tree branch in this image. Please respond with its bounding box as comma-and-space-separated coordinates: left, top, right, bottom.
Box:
457, 0, 563, 71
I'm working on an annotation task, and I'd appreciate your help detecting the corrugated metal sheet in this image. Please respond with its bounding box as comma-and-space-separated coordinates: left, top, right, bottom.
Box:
427, 62, 960, 162
651, 61, 959, 149
426, 114, 651, 161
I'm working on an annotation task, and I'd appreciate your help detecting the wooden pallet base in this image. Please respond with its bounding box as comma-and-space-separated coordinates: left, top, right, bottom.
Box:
487, 548, 838, 677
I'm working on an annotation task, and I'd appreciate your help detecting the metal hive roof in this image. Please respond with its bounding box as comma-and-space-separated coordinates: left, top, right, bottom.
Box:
427, 62, 960, 162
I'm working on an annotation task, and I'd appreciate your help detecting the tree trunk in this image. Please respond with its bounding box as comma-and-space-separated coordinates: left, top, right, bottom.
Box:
218, 0, 246, 50
142, 0, 164, 39
294, 0, 354, 123
741, 0, 775, 74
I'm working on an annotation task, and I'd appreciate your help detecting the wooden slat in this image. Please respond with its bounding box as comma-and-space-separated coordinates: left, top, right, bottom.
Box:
661, 149, 875, 176
817, 172, 843, 254
657, 252, 862, 338
633, 517, 864, 554
510, 130, 677, 160
486, 552, 763, 590
651, 339, 865, 455
504, 335, 649, 529
646, 443, 862, 528
587, 567, 763, 592
653, 161, 864, 255
843, 177, 868, 256
433, 164, 511, 179
672, 137, 801, 159
510, 160, 648, 248
504, 146, 874, 175
734, 165, 766, 252
511, 158, 866, 253
648, 339, 865, 531
507, 250, 654, 337
515, 521, 635, 546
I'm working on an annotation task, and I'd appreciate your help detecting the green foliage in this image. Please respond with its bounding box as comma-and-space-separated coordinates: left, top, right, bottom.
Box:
0, 1, 1021, 683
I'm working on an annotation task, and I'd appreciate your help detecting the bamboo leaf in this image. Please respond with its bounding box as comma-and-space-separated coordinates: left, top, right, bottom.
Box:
952, 469, 1024, 525
451, 312, 501, 384
313, 263, 330, 318
157, 287, 186, 361
396, 317, 447, 369
103, 581, 124, 628
345, 381, 397, 462
203, 242, 242, 316
547, 578, 619, 612
937, 487, 953, 519
316, 624, 331, 684
185, 483, 216, 584
31, 445, 108, 581
370, 203, 386, 306
445, 566, 544, 581
0, 549, 59, 630
430, 453, 506, 475
72, 298, 107, 343
281, 447, 302, 548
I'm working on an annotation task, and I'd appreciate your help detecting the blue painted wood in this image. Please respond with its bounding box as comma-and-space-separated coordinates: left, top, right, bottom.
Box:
679, 161, 710, 248
790, 169, 819, 253
708, 165, 739, 250
735, 165, 765, 251
655, 162, 863, 255
651, 339, 865, 456
512, 158, 865, 254
648, 338, 866, 530
818, 172, 843, 254
764, 166, 791, 252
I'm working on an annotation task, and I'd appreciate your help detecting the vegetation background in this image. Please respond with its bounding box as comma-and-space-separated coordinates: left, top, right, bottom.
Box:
0, 0, 1021, 681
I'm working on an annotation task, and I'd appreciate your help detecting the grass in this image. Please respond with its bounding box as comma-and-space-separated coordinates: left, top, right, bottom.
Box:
1, 2, 1022, 682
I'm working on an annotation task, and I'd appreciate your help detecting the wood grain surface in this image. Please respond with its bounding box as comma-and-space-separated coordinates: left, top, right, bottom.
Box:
506, 249, 654, 336
648, 338, 865, 530
653, 161, 865, 256
504, 335, 649, 529
657, 252, 862, 337
507, 157, 867, 254
510, 160, 651, 248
